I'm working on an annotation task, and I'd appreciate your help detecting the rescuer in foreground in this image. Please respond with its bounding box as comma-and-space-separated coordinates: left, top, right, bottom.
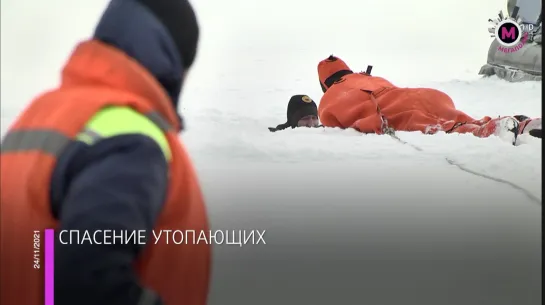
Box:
0, 1, 210, 305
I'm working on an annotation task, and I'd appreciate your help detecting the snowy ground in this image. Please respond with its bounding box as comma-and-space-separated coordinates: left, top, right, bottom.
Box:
1, 0, 541, 304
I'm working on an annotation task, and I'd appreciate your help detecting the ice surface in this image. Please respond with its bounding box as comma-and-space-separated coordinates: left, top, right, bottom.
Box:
1, 0, 541, 304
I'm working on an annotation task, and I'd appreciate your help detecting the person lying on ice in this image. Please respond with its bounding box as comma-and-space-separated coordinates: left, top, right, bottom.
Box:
268, 94, 322, 132
313, 55, 541, 143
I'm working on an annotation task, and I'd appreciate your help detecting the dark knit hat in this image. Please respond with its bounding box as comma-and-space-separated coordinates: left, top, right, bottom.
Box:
137, 0, 199, 68
268, 95, 318, 132
286, 95, 318, 127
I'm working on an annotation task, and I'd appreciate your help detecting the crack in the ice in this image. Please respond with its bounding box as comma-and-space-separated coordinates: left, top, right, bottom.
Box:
387, 133, 541, 205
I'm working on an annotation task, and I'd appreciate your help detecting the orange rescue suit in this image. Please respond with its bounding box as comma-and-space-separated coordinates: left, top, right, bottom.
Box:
0, 40, 210, 305
317, 57, 492, 135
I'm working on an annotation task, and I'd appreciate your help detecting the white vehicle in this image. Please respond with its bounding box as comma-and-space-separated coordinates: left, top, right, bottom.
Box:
478, 0, 542, 82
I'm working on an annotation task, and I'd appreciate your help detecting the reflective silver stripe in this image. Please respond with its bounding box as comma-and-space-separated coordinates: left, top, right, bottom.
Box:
81, 128, 103, 142
137, 289, 159, 305
145, 111, 173, 132
0, 129, 72, 156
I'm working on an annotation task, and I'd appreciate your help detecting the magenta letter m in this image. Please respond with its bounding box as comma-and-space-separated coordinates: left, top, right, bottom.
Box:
501, 26, 516, 39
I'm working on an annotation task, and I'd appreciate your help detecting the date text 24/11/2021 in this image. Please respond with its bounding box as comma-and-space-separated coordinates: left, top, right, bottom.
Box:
33, 231, 40, 269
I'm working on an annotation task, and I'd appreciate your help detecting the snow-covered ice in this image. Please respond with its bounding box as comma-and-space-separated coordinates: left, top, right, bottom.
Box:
1, 0, 541, 304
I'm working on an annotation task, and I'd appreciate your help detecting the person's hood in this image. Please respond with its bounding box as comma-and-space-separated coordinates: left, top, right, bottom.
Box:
317, 55, 353, 92
93, 0, 184, 113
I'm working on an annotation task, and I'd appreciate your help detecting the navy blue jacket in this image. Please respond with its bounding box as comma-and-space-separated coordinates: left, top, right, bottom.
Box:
50, 1, 185, 304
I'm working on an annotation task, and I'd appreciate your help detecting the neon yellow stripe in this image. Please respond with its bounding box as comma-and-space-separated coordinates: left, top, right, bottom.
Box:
76, 106, 171, 160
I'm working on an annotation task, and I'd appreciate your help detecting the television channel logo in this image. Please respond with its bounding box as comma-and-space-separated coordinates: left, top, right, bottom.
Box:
495, 19, 534, 53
